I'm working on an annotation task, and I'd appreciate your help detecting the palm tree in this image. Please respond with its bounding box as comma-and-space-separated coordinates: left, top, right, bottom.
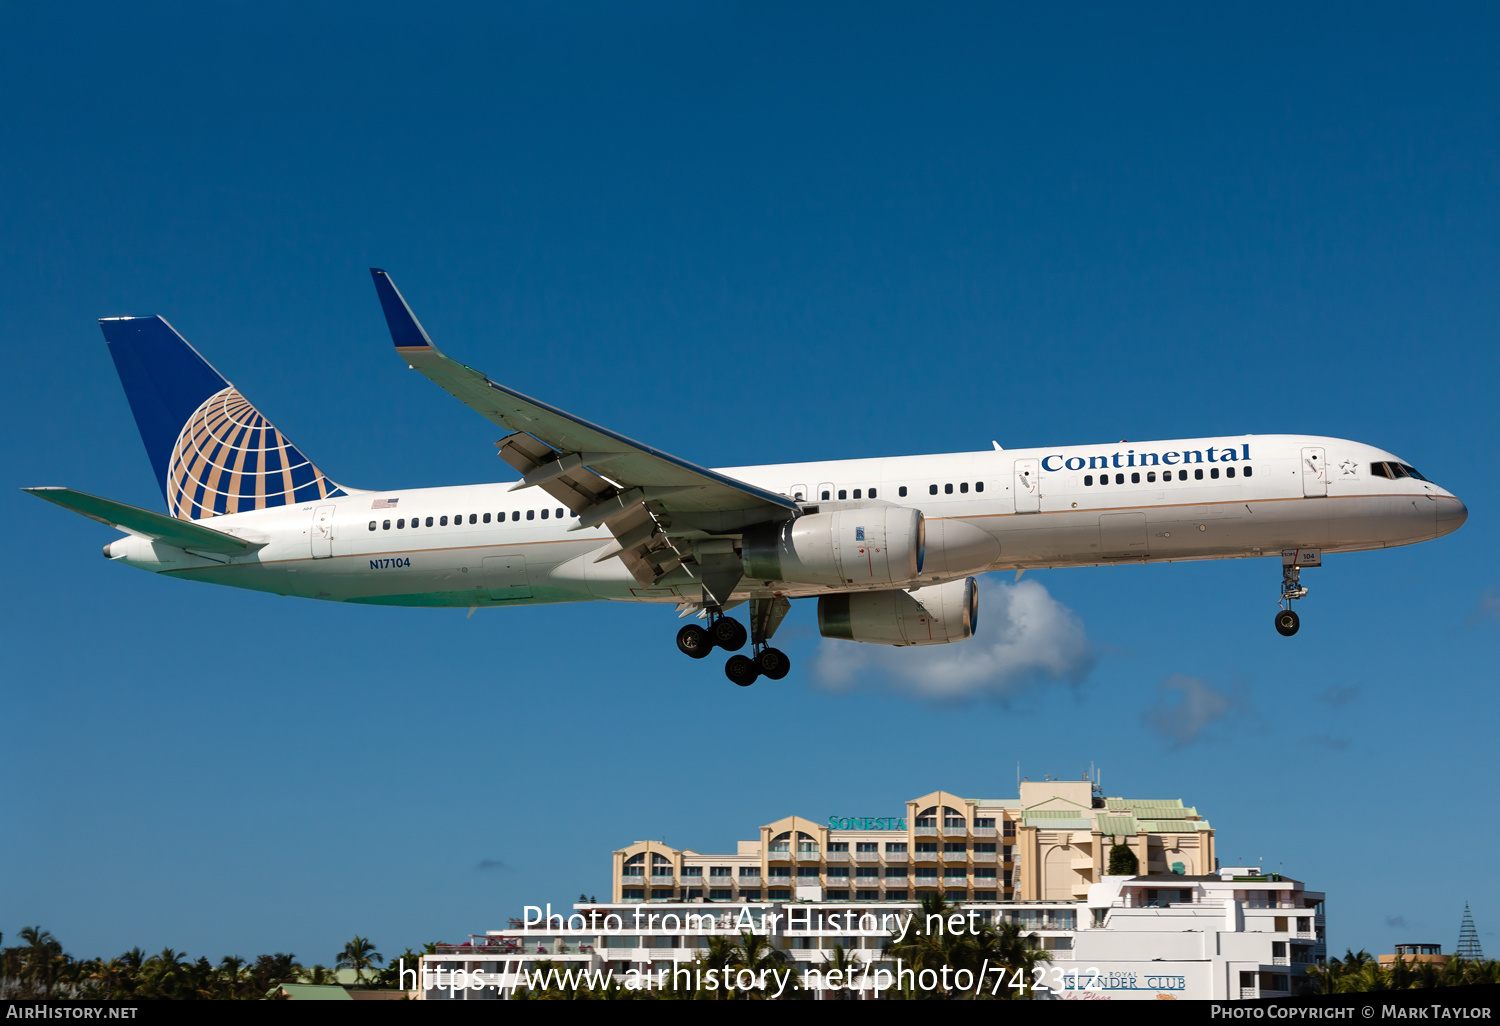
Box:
700, 935, 738, 1000
818, 942, 862, 1000
335, 936, 383, 985
732, 930, 790, 1000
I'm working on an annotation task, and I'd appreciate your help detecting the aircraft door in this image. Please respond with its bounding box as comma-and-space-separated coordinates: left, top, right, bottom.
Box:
1301, 447, 1327, 498
310, 505, 335, 558
1013, 459, 1040, 513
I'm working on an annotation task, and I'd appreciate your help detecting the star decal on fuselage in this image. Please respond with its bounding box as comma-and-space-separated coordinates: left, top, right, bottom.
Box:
1339, 459, 1359, 475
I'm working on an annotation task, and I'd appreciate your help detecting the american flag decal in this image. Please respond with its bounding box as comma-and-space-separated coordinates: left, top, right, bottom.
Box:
371, 498, 400, 509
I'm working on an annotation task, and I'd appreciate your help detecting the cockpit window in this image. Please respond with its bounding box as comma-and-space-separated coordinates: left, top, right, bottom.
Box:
1372, 461, 1428, 482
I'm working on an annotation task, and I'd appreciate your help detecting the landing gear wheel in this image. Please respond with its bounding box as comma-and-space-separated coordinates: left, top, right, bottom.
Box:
725, 654, 759, 686
756, 647, 791, 680
1274, 609, 1300, 637
711, 617, 747, 652
677, 624, 713, 658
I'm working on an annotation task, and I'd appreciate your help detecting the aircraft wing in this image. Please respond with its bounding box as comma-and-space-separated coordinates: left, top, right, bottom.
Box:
369, 269, 796, 598
23, 487, 263, 555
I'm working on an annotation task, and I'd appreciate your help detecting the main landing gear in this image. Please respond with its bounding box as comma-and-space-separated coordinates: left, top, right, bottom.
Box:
675, 597, 792, 686
1274, 552, 1316, 637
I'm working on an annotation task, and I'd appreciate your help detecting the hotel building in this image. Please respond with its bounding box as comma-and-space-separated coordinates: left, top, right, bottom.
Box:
612, 779, 1215, 904
419, 779, 1328, 1000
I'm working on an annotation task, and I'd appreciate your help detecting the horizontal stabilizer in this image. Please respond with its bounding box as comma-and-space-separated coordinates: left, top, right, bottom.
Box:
23, 487, 261, 554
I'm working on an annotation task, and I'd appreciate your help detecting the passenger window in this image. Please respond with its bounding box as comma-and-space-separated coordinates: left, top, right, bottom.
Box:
1178, 470, 1187, 481
822, 490, 831, 500
511, 511, 520, 521
1084, 475, 1093, 486
368, 521, 376, 531
1099, 474, 1108, 486
1115, 473, 1124, 484
929, 485, 938, 495
397, 518, 405, 529
1147, 471, 1156, 483
1131, 472, 1140, 484
838, 490, 847, 500
426, 516, 434, 527
382, 520, 391, 530
527, 510, 535, 520
960, 482, 969, 493
1194, 469, 1203, 480
944, 484, 953, 494
483, 513, 491, 523
852, 489, 861, 499
541, 508, 549, 519
869, 488, 877, 498
899, 486, 908, 497
470, 514, 478, 524
557, 508, 565, 518
440, 516, 448, 526
1244, 466, 1253, 478
1225, 467, 1235, 478
975, 481, 983, 492
1210, 467, 1219, 479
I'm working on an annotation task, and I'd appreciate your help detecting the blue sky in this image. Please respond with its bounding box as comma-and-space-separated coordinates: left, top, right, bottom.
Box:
4, 3, 1497, 966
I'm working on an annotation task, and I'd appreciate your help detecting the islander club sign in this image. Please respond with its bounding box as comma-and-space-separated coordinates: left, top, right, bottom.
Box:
828, 816, 906, 831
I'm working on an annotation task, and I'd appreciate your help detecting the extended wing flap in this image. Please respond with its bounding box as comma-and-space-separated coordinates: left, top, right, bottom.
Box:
23, 487, 260, 554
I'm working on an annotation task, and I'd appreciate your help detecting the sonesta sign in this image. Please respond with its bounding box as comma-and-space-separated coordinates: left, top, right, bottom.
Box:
829, 816, 906, 831
1041, 443, 1253, 473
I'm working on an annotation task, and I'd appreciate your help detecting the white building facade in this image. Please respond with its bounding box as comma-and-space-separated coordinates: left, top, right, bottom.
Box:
419, 868, 1325, 1001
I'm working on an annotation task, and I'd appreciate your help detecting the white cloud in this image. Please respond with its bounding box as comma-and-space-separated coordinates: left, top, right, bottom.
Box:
812, 577, 1097, 701
1469, 586, 1500, 627
1140, 674, 1239, 747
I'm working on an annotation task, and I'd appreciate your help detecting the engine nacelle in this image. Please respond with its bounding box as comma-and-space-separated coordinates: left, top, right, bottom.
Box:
741, 507, 924, 588
817, 577, 980, 646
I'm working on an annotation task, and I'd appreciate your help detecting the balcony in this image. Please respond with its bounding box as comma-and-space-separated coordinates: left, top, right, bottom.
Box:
943, 826, 968, 837
914, 825, 939, 837
855, 851, 882, 862
649, 873, 674, 881
1272, 956, 1289, 966
913, 852, 939, 863
824, 851, 849, 863
882, 852, 907, 863
768, 851, 792, 861
972, 827, 997, 838
972, 852, 997, 863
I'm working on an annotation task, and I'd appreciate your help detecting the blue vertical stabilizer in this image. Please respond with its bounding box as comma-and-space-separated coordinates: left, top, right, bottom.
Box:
101, 316, 346, 519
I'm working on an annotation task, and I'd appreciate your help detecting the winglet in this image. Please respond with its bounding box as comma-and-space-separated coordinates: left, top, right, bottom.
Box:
370, 269, 435, 352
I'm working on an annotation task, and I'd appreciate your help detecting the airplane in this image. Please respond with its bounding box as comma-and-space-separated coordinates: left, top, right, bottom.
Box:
25, 270, 1468, 685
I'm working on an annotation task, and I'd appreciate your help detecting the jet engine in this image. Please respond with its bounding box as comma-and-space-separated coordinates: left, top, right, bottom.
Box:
740, 507, 924, 588
817, 577, 980, 646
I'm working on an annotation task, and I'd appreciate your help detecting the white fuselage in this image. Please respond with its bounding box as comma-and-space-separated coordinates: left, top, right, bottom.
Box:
105, 434, 1465, 609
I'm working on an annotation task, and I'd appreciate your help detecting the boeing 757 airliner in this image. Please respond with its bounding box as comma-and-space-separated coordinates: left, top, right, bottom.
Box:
25, 270, 1468, 685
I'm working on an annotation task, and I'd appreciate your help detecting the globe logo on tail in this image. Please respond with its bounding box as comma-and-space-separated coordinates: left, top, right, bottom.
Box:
166, 386, 345, 520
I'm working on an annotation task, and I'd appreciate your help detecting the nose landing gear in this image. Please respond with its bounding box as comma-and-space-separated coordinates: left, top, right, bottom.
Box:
1275, 549, 1319, 637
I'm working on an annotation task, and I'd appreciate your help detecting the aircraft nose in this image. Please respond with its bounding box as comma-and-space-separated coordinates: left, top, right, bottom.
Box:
1434, 496, 1468, 536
